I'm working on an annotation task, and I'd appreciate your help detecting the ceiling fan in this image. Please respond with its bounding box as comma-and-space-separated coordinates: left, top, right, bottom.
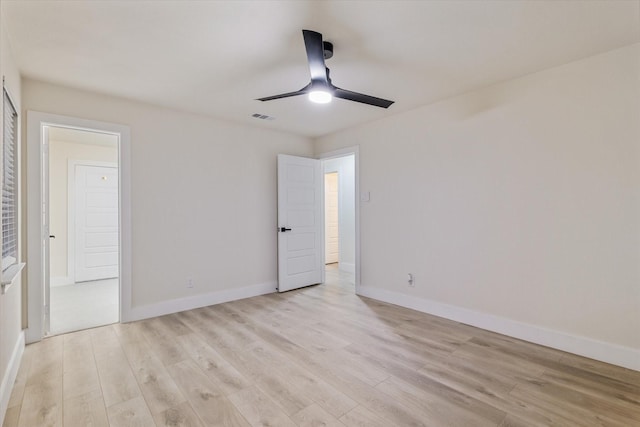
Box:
257, 30, 394, 109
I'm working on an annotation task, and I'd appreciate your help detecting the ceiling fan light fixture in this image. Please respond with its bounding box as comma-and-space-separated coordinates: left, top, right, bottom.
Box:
257, 30, 393, 108
308, 90, 332, 104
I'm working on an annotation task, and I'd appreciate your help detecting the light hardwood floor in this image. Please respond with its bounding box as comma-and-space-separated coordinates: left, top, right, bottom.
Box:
4, 266, 640, 426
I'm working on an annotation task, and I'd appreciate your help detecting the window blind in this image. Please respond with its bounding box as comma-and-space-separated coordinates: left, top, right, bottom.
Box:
2, 87, 18, 271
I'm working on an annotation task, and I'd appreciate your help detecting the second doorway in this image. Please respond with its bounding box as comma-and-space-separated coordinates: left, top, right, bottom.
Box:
323, 154, 356, 288
48, 126, 120, 335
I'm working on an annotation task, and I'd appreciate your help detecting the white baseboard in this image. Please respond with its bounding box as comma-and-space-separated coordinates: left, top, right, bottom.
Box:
357, 286, 640, 372
124, 281, 277, 322
0, 331, 25, 426
50, 276, 74, 287
339, 262, 355, 274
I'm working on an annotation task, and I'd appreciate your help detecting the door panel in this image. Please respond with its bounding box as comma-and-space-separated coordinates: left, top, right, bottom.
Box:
277, 155, 323, 292
75, 165, 119, 282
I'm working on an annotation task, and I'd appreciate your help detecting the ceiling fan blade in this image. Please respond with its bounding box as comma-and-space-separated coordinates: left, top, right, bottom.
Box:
333, 87, 394, 109
257, 84, 310, 102
302, 29, 328, 83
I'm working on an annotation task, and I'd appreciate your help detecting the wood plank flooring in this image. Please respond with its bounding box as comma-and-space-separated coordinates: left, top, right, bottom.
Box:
4, 266, 640, 426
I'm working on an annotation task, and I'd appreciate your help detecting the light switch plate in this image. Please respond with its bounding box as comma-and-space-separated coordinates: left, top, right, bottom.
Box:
360, 191, 370, 202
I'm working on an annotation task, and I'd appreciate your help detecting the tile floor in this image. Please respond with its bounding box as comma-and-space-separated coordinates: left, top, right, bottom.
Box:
49, 278, 119, 335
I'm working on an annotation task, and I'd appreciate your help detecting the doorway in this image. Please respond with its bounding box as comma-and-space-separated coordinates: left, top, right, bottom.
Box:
322, 153, 356, 290
26, 111, 131, 343
276, 149, 359, 293
47, 127, 119, 335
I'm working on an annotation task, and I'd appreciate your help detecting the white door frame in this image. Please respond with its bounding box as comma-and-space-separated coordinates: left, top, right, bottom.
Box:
317, 146, 360, 291
26, 111, 132, 343
68, 160, 118, 285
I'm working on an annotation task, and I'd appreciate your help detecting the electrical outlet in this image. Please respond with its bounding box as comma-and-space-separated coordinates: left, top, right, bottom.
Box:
407, 273, 414, 287
186, 277, 194, 288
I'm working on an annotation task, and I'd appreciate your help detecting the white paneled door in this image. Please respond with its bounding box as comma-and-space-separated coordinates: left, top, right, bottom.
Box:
277, 154, 323, 292
75, 165, 119, 282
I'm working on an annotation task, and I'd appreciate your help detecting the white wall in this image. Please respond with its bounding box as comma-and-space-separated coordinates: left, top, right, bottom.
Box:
0, 8, 24, 425
23, 79, 314, 319
323, 155, 356, 273
49, 138, 118, 283
314, 44, 640, 370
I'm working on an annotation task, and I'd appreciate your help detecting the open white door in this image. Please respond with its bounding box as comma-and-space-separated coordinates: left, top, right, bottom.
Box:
277, 154, 323, 292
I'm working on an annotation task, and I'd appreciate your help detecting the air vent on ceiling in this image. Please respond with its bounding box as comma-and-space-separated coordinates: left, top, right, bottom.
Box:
251, 113, 275, 121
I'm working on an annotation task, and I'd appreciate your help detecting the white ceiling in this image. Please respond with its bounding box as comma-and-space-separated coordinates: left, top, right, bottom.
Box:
3, 1, 639, 138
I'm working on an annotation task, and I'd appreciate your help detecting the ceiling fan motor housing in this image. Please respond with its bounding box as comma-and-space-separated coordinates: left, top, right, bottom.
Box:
323, 41, 333, 60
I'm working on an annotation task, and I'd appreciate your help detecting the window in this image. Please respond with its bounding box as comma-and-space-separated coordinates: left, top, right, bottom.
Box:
2, 86, 18, 271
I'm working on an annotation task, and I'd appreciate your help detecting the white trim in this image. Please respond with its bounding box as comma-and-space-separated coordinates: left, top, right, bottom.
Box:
358, 286, 640, 372
1, 256, 16, 273
67, 160, 118, 284
127, 281, 277, 322
317, 146, 360, 292
26, 111, 132, 342
0, 331, 24, 425
0, 262, 25, 294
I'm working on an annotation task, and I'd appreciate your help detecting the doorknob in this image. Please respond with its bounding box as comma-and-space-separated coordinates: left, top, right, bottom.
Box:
49, 235, 56, 239
279, 227, 292, 232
